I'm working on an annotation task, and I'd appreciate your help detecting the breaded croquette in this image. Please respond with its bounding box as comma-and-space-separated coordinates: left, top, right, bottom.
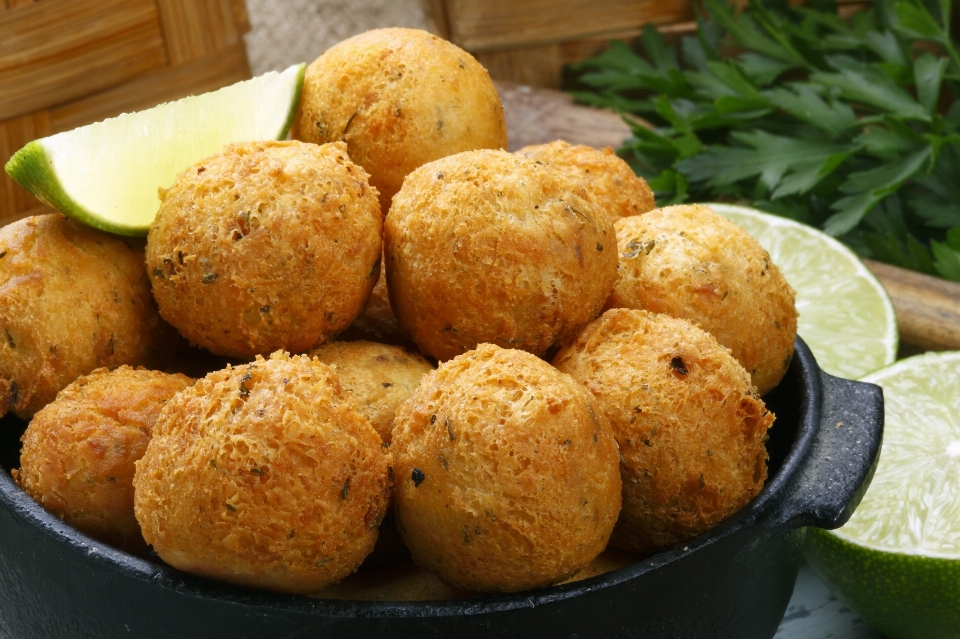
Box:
553, 309, 774, 554
391, 344, 621, 592
146, 140, 382, 359
307, 339, 434, 445
0, 214, 179, 420
14, 366, 193, 552
134, 351, 392, 594
385, 149, 617, 362
292, 28, 507, 213
516, 140, 655, 223
607, 204, 797, 395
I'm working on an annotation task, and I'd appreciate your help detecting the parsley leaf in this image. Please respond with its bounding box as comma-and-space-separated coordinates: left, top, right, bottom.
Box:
567, 0, 960, 282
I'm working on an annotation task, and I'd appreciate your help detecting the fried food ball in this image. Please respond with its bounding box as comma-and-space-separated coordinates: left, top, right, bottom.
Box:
385, 149, 618, 362
291, 27, 507, 213
391, 344, 621, 593
553, 308, 775, 555
305, 339, 432, 568
306, 340, 434, 445
0, 214, 179, 420
607, 204, 798, 395
133, 351, 392, 594
337, 258, 411, 347
146, 140, 382, 359
13, 367, 193, 552
516, 140, 655, 223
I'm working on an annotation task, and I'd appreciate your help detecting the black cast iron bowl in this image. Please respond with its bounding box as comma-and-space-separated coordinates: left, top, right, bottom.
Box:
0, 337, 882, 639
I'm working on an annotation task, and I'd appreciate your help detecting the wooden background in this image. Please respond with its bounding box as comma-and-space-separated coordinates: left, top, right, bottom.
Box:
0, 0, 252, 228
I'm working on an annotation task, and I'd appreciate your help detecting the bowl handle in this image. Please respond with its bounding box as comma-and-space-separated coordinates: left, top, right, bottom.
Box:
762, 371, 884, 532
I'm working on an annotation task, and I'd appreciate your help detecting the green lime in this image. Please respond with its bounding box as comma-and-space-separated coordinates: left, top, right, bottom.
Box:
708, 202, 897, 380
806, 350, 960, 639
4, 63, 305, 237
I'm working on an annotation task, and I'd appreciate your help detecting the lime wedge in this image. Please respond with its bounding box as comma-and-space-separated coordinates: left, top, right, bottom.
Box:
708, 203, 897, 380
805, 351, 960, 639
4, 63, 305, 236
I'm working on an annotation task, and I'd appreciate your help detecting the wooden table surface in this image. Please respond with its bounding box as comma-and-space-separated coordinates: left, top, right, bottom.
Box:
496, 80, 951, 638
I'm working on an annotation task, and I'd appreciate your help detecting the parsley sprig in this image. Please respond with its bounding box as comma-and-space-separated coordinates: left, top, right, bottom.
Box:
568, 0, 960, 282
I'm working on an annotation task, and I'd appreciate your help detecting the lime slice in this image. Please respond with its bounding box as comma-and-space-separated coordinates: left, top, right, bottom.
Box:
708, 202, 897, 380
805, 351, 960, 639
4, 63, 305, 236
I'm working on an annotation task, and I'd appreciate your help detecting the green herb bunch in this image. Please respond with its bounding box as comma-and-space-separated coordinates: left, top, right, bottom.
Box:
569, 0, 960, 281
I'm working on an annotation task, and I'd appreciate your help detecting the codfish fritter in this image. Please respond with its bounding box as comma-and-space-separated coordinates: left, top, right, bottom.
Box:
134, 351, 392, 594
14, 366, 193, 552
516, 140, 655, 224
337, 259, 412, 347
306, 339, 434, 445
385, 149, 618, 362
146, 140, 382, 359
0, 214, 179, 420
391, 344, 621, 592
553, 309, 774, 555
607, 204, 798, 395
292, 27, 507, 213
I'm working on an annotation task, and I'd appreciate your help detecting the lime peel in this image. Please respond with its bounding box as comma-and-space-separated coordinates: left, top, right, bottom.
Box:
806, 350, 960, 639
707, 203, 898, 381
4, 63, 305, 237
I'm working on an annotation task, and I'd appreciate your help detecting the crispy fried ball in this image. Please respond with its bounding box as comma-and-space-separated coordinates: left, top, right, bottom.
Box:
516, 140, 655, 223
385, 149, 618, 362
13, 367, 193, 552
607, 204, 798, 395
337, 258, 411, 347
133, 351, 392, 594
146, 140, 382, 359
0, 214, 179, 420
306, 340, 434, 444
291, 27, 507, 213
391, 344, 621, 593
305, 340, 432, 568
553, 309, 775, 555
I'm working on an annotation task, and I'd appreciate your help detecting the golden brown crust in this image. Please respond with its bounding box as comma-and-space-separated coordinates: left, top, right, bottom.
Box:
391, 344, 621, 592
0, 214, 181, 420
385, 149, 618, 362
13, 366, 193, 552
133, 351, 392, 594
607, 204, 798, 395
146, 140, 382, 359
553, 309, 774, 554
516, 141, 655, 223
292, 27, 507, 213
337, 258, 412, 347
306, 340, 434, 444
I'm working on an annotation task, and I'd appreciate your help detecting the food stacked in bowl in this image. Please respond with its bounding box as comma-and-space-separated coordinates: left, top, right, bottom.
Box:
0, 27, 798, 598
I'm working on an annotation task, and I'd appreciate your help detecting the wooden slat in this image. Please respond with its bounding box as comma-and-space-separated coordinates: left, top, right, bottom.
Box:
0, 110, 52, 227
421, 0, 453, 40
442, 0, 693, 52
50, 41, 251, 133
477, 45, 563, 88
4, 0, 39, 9
0, 0, 166, 120
156, 0, 244, 65
229, 0, 250, 34
865, 259, 960, 353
